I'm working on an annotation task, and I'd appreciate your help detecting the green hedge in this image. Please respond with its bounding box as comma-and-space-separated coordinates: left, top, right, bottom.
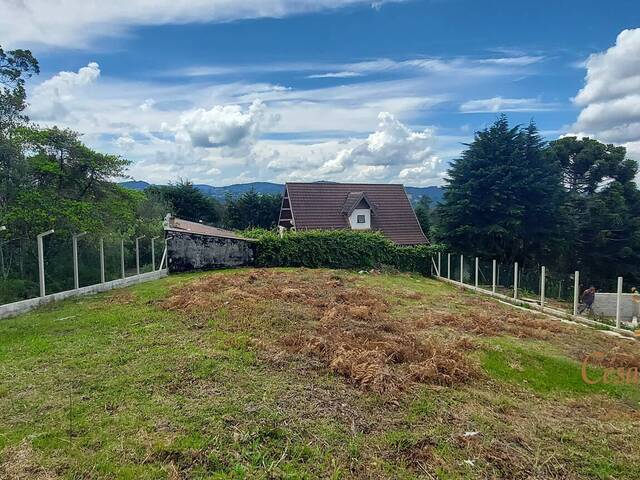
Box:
244, 229, 443, 275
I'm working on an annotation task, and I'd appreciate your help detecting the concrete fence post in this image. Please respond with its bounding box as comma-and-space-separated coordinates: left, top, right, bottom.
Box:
121, 238, 126, 280
573, 270, 580, 316
447, 254, 451, 280
135, 236, 146, 275
540, 266, 546, 309
492, 259, 497, 294
513, 262, 519, 299
100, 237, 105, 283
437, 252, 441, 277
72, 232, 87, 290
37, 229, 54, 297
616, 276, 623, 329
475, 257, 479, 288
151, 236, 160, 271
460, 255, 464, 284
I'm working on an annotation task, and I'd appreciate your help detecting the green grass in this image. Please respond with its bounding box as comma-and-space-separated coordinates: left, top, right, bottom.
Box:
1, 268, 640, 479
482, 338, 640, 401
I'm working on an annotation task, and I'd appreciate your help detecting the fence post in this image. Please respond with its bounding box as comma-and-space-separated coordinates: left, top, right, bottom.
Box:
513, 262, 518, 299
100, 238, 105, 283
72, 232, 87, 290
135, 236, 145, 275
447, 254, 451, 280
492, 259, 497, 293
121, 238, 125, 279
460, 255, 464, 283
475, 257, 479, 288
37, 229, 55, 297
540, 266, 546, 309
437, 252, 441, 277
573, 270, 580, 316
151, 236, 160, 271
616, 276, 623, 329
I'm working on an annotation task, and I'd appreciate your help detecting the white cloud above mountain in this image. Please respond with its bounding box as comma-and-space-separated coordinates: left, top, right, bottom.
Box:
570, 28, 640, 158
174, 100, 277, 153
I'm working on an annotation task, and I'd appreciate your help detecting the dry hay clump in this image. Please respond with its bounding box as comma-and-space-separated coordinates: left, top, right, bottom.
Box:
280, 287, 481, 392
416, 300, 572, 340
162, 269, 481, 391
0, 441, 58, 480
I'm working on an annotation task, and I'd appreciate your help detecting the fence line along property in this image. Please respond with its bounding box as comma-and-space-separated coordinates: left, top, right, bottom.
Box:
431, 252, 636, 336
0, 228, 168, 319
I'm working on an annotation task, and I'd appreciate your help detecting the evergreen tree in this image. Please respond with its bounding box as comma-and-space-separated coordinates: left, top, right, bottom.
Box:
414, 196, 432, 239
437, 116, 563, 265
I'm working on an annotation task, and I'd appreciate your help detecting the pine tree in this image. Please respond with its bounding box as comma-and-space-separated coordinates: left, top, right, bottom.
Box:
437, 116, 563, 265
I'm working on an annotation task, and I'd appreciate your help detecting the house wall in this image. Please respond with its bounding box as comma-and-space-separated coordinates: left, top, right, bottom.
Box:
166, 231, 255, 273
348, 208, 371, 230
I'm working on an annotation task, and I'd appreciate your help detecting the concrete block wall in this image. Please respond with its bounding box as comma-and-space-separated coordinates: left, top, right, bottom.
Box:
166, 231, 255, 273
592, 293, 637, 320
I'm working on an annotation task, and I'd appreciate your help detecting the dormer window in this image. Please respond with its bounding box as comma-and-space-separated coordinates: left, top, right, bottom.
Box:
341, 191, 375, 230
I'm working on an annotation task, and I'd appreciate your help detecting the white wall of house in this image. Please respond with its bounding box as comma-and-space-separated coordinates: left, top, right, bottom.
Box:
349, 208, 371, 229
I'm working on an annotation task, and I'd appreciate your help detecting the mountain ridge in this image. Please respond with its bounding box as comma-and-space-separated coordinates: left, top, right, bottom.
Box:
119, 180, 444, 203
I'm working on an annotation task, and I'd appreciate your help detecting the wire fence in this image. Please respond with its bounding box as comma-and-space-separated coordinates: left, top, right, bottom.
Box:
0, 230, 165, 306
432, 252, 639, 332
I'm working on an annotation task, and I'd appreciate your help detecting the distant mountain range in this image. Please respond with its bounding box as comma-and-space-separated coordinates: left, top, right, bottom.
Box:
119, 180, 444, 204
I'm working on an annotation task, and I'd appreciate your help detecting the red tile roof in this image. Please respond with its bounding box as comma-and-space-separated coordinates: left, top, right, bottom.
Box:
165, 216, 256, 241
282, 182, 428, 245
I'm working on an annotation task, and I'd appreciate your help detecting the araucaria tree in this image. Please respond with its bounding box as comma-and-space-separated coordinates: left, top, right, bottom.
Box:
437, 115, 563, 265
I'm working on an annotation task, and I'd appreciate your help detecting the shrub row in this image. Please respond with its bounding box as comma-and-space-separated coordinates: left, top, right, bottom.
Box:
244, 229, 443, 275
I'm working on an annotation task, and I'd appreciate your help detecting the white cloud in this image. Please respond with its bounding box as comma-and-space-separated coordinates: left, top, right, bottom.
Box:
306, 71, 364, 79
290, 112, 444, 184
174, 99, 276, 151
28, 62, 100, 120
459, 96, 556, 113
0, 0, 393, 48
115, 134, 136, 151
570, 28, 640, 160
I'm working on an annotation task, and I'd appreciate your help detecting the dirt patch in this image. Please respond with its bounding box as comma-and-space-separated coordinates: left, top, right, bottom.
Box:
0, 441, 57, 480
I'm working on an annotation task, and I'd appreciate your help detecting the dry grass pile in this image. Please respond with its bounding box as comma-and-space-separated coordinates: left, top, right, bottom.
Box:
417, 299, 571, 340
0, 441, 57, 480
163, 269, 481, 392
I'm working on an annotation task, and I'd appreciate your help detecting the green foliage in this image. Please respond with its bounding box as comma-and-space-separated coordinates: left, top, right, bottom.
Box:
147, 179, 221, 224
437, 116, 564, 265
246, 229, 442, 274
0, 45, 39, 131
224, 189, 281, 230
414, 195, 432, 239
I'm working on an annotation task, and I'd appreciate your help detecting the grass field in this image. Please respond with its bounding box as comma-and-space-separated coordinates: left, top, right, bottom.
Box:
1, 268, 640, 479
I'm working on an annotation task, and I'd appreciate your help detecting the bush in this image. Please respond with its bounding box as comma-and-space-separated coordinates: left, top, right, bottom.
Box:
244, 229, 443, 275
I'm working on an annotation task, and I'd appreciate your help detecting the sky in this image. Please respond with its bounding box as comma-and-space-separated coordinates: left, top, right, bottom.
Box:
2, 0, 640, 186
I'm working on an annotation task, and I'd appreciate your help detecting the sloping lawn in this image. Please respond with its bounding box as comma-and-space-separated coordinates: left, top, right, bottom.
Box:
1, 268, 640, 479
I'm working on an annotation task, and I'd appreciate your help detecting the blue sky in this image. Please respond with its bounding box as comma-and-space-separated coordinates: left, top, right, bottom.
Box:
3, 0, 640, 186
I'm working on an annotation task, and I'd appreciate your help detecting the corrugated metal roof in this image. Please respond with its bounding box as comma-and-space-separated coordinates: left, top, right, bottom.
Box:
284, 182, 428, 245
165, 216, 256, 241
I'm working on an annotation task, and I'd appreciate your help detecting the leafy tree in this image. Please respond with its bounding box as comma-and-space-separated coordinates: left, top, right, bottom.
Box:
414, 196, 432, 239
546, 137, 640, 285
0, 46, 39, 132
437, 116, 564, 265
147, 180, 221, 224
224, 189, 282, 230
